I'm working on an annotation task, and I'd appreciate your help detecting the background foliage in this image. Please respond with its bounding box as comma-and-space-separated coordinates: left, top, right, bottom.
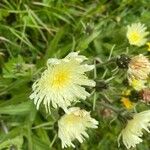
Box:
0, 0, 150, 150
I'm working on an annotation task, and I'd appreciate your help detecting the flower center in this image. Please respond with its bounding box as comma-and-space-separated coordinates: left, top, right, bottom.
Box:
129, 32, 140, 43
52, 69, 70, 88
64, 114, 81, 125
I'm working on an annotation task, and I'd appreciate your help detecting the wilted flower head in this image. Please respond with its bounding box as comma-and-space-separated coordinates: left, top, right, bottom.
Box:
140, 88, 150, 103
30, 52, 95, 112
58, 107, 98, 148
118, 110, 150, 149
128, 54, 150, 81
127, 23, 149, 46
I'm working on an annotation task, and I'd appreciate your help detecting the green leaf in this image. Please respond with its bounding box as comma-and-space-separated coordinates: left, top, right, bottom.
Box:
0, 101, 32, 115
0, 136, 23, 150
77, 30, 101, 51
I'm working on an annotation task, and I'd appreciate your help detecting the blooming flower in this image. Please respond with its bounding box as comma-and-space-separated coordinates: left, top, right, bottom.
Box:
127, 54, 150, 81
127, 23, 149, 46
121, 97, 133, 109
118, 110, 150, 149
58, 107, 98, 148
30, 52, 95, 112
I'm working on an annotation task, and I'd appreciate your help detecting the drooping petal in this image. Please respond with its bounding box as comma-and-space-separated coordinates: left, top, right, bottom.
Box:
119, 110, 150, 149
58, 107, 98, 148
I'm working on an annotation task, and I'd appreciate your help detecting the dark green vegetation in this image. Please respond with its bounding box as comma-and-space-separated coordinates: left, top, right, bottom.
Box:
0, 0, 150, 150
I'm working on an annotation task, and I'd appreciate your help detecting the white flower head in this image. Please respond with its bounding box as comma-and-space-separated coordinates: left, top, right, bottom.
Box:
128, 54, 150, 81
118, 110, 150, 149
30, 52, 96, 112
127, 22, 149, 46
58, 107, 98, 148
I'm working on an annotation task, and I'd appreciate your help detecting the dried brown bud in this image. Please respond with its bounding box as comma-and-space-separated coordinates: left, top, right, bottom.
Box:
100, 108, 113, 118
116, 54, 131, 69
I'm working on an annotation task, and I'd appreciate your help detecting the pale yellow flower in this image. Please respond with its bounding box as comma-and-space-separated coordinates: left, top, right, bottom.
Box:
130, 79, 146, 91
118, 110, 150, 149
127, 23, 149, 46
30, 52, 95, 112
58, 107, 98, 148
128, 54, 150, 81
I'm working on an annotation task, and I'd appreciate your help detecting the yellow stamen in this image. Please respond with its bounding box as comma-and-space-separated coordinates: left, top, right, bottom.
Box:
129, 32, 140, 43
52, 69, 70, 88
64, 114, 81, 124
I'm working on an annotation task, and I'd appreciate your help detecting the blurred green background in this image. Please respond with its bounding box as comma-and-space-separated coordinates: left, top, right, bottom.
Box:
0, 0, 150, 149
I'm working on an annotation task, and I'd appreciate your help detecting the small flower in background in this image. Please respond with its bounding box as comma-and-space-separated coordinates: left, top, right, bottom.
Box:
121, 89, 134, 109
30, 52, 96, 113
118, 110, 150, 149
146, 42, 150, 51
130, 79, 146, 91
100, 108, 113, 118
127, 54, 150, 81
127, 23, 149, 46
121, 97, 133, 109
140, 88, 150, 103
58, 107, 98, 148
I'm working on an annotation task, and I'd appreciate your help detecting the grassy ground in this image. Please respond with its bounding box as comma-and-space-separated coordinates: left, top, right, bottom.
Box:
0, 0, 150, 150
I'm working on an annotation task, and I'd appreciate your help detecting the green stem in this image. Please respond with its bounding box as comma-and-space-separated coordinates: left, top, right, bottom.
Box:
96, 57, 116, 68
99, 101, 124, 113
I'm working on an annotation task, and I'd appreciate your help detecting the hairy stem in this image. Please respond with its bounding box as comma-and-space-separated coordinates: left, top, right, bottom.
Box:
96, 57, 116, 68
99, 101, 124, 113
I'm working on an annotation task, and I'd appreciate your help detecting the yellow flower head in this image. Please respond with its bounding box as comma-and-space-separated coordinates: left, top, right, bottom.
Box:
121, 97, 133, 109
118, 110, 150, 149
58, 107, 98, 148
127, 23, 149, 46
146, 42, 150, 51
30, 52, 96, 113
